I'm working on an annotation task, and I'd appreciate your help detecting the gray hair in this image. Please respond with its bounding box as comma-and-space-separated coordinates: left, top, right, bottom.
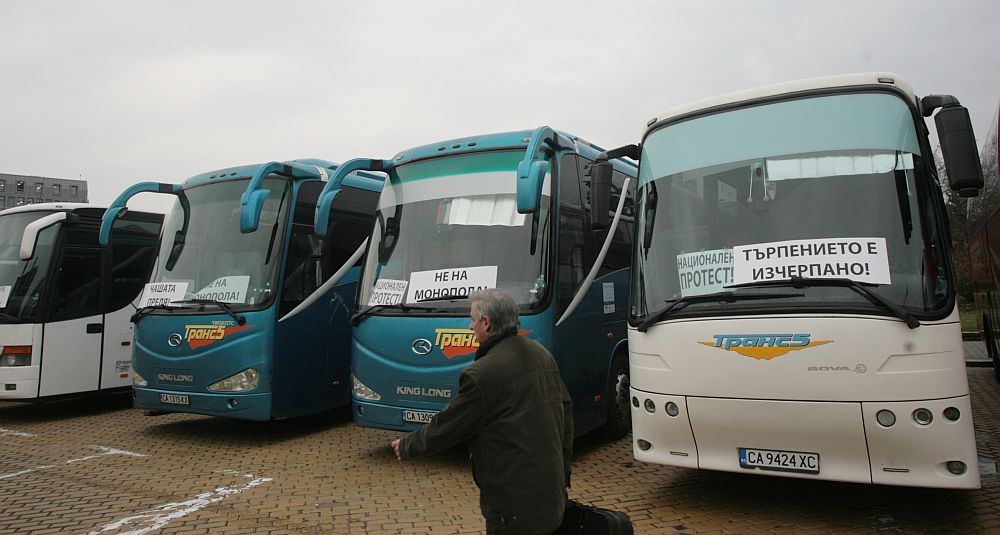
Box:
470, 289, 519, 335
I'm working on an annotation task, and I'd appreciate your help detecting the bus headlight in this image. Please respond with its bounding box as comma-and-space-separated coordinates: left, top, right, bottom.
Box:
208, 369, 260, 392
0, 346, 31, 366
132, 367, 147, 387
352, 374, 381, 401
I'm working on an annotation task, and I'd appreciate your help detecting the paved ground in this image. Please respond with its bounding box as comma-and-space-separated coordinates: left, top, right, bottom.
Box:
1, 351, 998, 534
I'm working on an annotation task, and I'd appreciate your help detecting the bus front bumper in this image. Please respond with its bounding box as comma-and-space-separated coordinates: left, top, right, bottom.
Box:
630, 388, 980, 489
133, 387, 273, 421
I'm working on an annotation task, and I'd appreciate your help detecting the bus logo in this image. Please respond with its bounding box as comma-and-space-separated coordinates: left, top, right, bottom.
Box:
411, 338, 433, 355
183, 323, 254, 350
167, 333, 183, 347
434, 328, 480, 359
700, 333, 832, 360
432, 328, 534, 359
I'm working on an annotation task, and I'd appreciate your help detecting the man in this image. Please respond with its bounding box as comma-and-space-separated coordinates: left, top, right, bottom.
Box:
391, 289, 573, 534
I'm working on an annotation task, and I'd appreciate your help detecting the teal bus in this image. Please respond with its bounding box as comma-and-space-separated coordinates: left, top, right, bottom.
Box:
99, 160, 382, 420
313, 128, 638, 437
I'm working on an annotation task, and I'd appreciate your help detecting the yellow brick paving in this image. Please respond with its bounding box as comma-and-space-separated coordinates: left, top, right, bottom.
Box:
0, 366, 996, 535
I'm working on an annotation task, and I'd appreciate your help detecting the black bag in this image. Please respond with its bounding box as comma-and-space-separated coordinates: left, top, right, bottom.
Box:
553, 499, 634, 535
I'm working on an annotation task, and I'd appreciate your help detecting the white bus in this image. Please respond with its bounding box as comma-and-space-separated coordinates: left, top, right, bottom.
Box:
592, 73, 985, 488
0, 203, 162, 400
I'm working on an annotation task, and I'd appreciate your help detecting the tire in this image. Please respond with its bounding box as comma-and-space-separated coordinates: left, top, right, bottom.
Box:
600, 352, 631, 439
988, 318, 1000, 383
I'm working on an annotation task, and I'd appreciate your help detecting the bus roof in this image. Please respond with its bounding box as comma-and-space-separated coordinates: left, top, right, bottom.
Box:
389, 129, 638, 174
181, 159, 384, 192
646, 72, 917, 133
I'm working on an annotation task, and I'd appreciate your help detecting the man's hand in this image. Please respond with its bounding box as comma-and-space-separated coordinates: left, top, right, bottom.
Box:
390, 439, 402, 461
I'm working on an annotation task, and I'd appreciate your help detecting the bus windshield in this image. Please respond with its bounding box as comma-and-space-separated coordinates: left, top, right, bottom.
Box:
359, 150, 551, 312
633, 92, 949, 321
0, 211, 60, 322
151, 178, 291, 310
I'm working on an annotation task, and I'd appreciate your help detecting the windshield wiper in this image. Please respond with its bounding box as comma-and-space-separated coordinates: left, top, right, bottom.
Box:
637, 290, 804, 333
351, 303, 438, 326
130, 303, 188, 323
0, 310, 20, 322
726, 275, 919, 329
416, 295, 471, 303
172, 299, 247, 325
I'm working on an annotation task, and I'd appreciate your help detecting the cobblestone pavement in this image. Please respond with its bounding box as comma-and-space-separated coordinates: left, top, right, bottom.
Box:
1, 365, 998, 534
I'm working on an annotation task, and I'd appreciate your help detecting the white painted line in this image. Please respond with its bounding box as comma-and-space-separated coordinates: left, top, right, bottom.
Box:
67, 446, 147, 463
0, 446, 146, 482
84, 473, 272, 535
0, 466, 54, 480
0, 427, 35, 437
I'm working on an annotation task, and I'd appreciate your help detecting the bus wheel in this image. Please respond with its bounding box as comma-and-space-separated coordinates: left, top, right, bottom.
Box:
600, 352, 631, 440
986, 317, 1000, 383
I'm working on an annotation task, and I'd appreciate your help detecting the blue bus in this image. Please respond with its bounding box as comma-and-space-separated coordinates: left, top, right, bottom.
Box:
99, 160, 382, 420
313, 127, 638, 437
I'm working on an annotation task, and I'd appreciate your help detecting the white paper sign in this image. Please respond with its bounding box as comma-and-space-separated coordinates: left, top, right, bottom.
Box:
192, 276, 251, 303
733, 237, 891, 285
0, 285, 11, 308
368, 279, 408, 306
138, 282, 189, 308
676, 249, 734, 297
407, 266, 498, 304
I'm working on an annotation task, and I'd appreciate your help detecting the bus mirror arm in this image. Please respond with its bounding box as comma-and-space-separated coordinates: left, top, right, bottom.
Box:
241, 160, 333, 233
517, 126, 575, 214
99, 182, 182, 246
20, 212, 67, 260
314, 158, 393, 236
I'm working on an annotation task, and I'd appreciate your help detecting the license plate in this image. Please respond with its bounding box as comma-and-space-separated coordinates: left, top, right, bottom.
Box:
402, 410, 437, 423
739, 447, 820, 474
160, 393, 190, 406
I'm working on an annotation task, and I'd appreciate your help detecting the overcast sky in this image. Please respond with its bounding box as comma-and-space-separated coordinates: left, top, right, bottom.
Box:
1, 1, 997, 212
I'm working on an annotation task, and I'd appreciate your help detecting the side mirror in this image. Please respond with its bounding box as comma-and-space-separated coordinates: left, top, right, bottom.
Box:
516, 159, 548, 214
378, 215, 400, 264
590, 161, 613, 231
935, 105, 984, 197
239, 189, 271, 233
21, 212, 67, 260
313, 189, 341, 236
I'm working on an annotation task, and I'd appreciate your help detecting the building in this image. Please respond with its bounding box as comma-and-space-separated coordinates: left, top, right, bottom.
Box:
0, 173, 89, 209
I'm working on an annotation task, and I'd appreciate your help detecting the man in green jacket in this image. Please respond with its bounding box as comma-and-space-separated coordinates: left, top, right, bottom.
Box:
391, 288, 573, 534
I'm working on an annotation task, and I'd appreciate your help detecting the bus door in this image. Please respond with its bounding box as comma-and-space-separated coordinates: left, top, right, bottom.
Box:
272, 181, 378, 417
38, 247, 103, 396
99, 221, 161, 390
553, 154, 633, 432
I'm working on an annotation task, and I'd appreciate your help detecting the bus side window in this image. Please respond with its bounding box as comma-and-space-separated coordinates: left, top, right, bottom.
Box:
557, 155, 598, 316
326, 185, 379, 269
106, 218, 161, 312
598, 170, 635, 276
280, 183, 377, 315
48, 249, 102, 322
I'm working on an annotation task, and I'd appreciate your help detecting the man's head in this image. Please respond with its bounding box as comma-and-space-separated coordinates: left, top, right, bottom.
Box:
469, 289, 519, 343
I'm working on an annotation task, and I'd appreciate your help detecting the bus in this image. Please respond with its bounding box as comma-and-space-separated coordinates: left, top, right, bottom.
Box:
98, 160, 382, 420
314, 127, 638, 438
0, 203, 162, 400
967, 102, 1000, 380
592, 73, 985, 488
